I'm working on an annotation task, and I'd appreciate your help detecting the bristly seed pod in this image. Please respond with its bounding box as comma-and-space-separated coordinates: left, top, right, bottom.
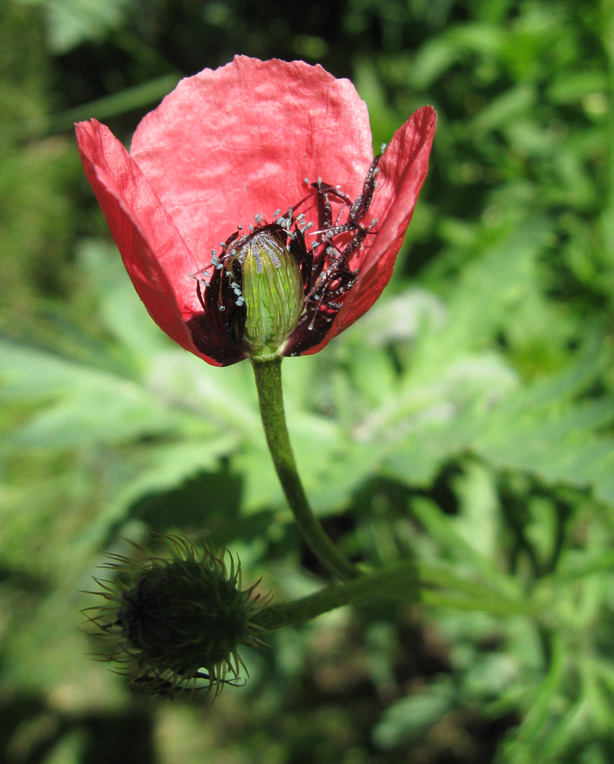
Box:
83, 534, 269, 699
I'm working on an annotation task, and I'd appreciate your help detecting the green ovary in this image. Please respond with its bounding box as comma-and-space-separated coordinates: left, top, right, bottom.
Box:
240, 231, 304, 355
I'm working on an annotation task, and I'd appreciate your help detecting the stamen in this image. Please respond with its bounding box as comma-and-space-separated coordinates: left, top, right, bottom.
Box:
196, 155, 382, 353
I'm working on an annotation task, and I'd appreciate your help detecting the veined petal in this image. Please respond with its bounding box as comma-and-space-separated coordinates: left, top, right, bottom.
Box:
300, 106, 437, 355
75, 119, 246, 366
130, 56, 374, 270
77, 60, 435, 365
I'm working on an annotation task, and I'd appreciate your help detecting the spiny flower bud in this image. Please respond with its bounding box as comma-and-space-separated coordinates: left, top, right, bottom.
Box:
83, 535, 269, 699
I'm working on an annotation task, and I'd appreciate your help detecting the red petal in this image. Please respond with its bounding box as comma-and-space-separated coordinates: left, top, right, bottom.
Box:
75, 119, 246, 366
302, 106, 437, 355
130, 56, 374, 272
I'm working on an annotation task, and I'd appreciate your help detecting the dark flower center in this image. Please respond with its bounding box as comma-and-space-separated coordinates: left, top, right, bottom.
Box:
188, 155, 382, 361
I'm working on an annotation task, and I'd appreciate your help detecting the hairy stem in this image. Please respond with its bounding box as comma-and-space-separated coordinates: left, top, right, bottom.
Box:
251, 558, 543, 632
252, 559, 420, 631
251, 355, 359, 580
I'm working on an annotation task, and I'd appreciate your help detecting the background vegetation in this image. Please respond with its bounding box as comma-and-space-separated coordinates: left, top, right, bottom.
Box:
1, 0, 613, 762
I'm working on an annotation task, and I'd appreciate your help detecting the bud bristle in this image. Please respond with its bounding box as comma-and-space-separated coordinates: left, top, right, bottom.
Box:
83, 534, 270, 699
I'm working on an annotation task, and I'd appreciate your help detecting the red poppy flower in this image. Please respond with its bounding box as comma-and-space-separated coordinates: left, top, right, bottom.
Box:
76, 56, 436, 366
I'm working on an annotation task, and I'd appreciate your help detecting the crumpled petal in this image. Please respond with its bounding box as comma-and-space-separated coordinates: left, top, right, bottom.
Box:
130, 56, 374, 280
75, 119, 246, 366
301, 105, 437, 355
76, 58, 435, 366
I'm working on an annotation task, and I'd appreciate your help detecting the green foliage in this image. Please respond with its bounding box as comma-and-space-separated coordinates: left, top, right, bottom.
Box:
1, 0, 614, 762
12, 0, 130, 54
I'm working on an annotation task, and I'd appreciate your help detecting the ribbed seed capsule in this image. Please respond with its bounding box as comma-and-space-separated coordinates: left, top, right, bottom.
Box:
239, 230, 304, 356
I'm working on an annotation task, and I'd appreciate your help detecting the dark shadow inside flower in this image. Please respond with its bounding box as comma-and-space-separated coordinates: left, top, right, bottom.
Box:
186, 155, 389, 360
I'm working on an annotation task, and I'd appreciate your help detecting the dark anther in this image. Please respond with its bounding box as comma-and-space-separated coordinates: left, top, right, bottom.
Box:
190, 153, 383, 359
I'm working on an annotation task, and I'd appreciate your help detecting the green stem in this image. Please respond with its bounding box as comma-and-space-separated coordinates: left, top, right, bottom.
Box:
251, 355, 359, 581
251, 558, 541, 632
252, 559, 420, 631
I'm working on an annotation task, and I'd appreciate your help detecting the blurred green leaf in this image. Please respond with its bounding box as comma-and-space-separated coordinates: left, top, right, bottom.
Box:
12, 75, 182, 139
0, 340, 209, 447
372, 680, 456, 749
77, 435, 240, 548
384, 332, 614, 505
16, 0, 131, 54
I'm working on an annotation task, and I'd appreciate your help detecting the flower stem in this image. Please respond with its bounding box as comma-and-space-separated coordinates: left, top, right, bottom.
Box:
252, 559, 420, 631
251, 559, 545, 632
251, 355, 359, 580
